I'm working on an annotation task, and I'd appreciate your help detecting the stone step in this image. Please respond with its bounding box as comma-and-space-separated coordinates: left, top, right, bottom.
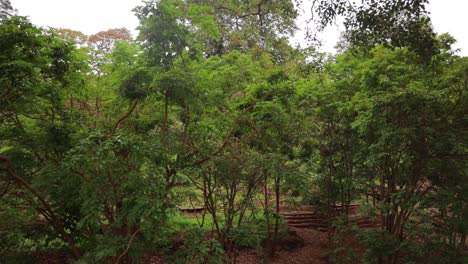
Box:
281, 210, 381, 231
286, 219, 326, 225
355, 219, 372, 223
283, 215, 323, 221
354, 218, 381, 226
281, 211, 317, 217
358, 224, 381, 229
289, 222, 329, 228
354, 217, 374, 221
356, 222, 373, 227
179, 206, 206, 213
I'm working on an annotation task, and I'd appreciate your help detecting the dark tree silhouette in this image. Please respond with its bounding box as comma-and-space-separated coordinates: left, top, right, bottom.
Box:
0, 0, 16, 19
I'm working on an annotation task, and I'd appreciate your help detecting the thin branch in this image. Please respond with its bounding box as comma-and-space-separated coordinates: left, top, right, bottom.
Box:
114, 228, 140, 264
112, 100, 138, 134
192, 106, 252, 167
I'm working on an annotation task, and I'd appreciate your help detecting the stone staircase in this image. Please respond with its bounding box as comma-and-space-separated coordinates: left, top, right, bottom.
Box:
354, 216, 380, 229
282, 211, 329, 230
281, 210, 380, 231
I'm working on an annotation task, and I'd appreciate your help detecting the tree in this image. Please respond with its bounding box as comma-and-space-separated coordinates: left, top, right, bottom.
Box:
310, 42, 467, 263
0, 16, 87, 259
309, 0, 436, 61
135, 0, 299, 58
0, 16, 173, 262
54, 28, 89, 47
0, 0, 16, 19
187, 0, 298, 55
86, 28, 134, 75
88, 28, 133, 53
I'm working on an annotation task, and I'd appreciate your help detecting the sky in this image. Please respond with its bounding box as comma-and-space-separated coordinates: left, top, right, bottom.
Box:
10, 0, 468, 56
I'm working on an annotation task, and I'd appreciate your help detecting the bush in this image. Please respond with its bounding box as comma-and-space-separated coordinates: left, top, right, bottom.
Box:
230, 218, 268, 249
169, 227, 225, 264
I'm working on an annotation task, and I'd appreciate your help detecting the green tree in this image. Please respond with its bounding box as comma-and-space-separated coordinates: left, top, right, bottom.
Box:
311, 43, 467, 263
0, 16, 87, 259
310, 0, 436, 61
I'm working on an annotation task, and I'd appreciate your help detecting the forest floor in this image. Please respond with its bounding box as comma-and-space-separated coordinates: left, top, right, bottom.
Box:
237, 227, 330, 264
145, 227, 330, 264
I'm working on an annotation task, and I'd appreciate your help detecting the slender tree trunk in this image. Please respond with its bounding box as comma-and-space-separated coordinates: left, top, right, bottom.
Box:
163, 89, 169, 141
263, 172, 272, 256
271, 176, 281, 256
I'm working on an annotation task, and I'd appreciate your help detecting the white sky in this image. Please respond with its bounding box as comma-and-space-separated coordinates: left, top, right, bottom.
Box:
11, 0, 468, 56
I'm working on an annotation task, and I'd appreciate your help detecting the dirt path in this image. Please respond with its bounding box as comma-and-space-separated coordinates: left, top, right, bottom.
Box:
236, 227, 329, 264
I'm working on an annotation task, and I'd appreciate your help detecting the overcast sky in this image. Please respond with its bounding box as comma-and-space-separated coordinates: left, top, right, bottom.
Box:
10, 0, 468, 56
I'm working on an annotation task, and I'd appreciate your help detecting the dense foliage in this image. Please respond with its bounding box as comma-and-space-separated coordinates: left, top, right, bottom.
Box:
0, 0, 466, 263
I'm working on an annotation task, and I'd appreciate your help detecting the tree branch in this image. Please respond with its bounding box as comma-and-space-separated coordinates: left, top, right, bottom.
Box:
0, 155, 82, 258
112, 100, 138, 134
114, 228, 140, 264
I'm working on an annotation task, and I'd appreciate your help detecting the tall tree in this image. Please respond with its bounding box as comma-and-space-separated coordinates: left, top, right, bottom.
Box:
0, 0, 16, 19
310, 41, 467, 263
310, 0, 436, 61
88, 28, 133, 53
188, 0, 298, 54
54, 28, 89, 47
0, 16, 86, 258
